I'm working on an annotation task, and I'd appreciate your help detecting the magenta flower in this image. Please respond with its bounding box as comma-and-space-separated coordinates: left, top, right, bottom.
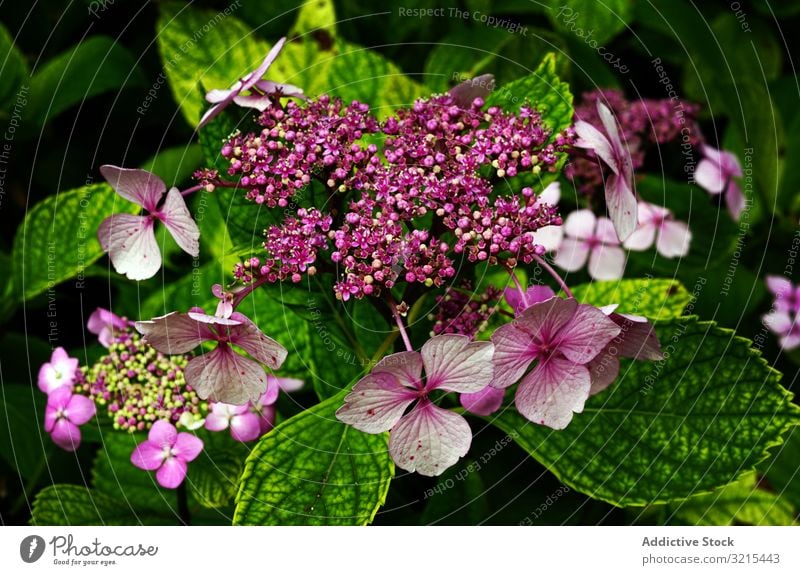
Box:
623, 202, 692, 258
695, 146, 745, 220
460, 385, 505, 416
336, 335, 494, 476
252, 387, 277, 435
198, 37, 305, 128
766, 275, 800, 314
44, 387, 96, 451
763, 276, 800, 350
135, 308, 287, 405
87, 307, 132, 347
38, 347, 79, 394
98, 165, 200, 281
504, 284, 556, 315
491, 296, 621, 429
554, 209, 625, 280
573, 101, 637, 240
205, 402, 262, 442
131, 420, 203, 489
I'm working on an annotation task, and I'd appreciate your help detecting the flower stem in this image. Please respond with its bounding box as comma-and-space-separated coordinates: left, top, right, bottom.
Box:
180, 184, 206, 197
532, 254, 574, 299
508, 270, 529, 308
389, 303, 414, 352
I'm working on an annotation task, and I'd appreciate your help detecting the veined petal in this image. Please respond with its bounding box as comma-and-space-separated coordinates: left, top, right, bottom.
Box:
460, 385, 505, 416
609, 313, 664, 361
185, 345, 267, 405
573, 121, 618, 174
372, 351, 424, 390
656, 220, 692, 258
205, 88, 236, 104
131, 441, 167, 470
517, 296, 579, 344
98, 214, 161, 281
588, 351, 620, 396
515, 356, 591, 429
596, 101, 625, 160
588, 244, 625, 281
227, 312, 288, 370
99, 165, 165, 212
388, 401, 472, 477
336, 371, 418, 434
156, 457, 187, 489
605, 172, 637, 242
240, 37, 287, 91
233, 93, 275, 111
421, 335, 494, 393
504, 285, 556, 314
135, 312, 212, 354
253, 79, 306, 98
490, 322, 537, 389
556, 302, 621, 364
160, 188, 200, 257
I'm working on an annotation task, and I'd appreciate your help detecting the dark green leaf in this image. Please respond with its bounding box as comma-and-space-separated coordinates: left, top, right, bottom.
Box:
0, 22, 29, 112
546, 0, 634, 45
31, 485, 171, 525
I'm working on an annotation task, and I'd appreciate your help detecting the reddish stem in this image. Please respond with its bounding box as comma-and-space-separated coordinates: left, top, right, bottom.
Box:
532, 254, 574, 299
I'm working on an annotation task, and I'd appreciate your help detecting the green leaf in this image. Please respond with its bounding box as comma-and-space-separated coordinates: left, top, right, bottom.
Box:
491, 317, 800, 507
653, 471, 796, 526
546, 0, 634, 45
31, 485, 170, 525
485, 52, 573, 137
762, 425, 800, 512
0, 384, 51, 479
571, 278, 691, 320
187, 434, 247, 509
141, 144, 204, 188
0, 22, 29, 112
12, 184, 137, 301
234, 390, 393, 525
157, 3, 270, 126
27, 36, 145, 129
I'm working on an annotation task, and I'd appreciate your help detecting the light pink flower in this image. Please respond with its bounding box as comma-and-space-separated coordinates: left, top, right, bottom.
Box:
491, 296, 621, 429
44, 387, 96, 451
554, 209, 625, 280
573, 101, 637, 240
205, 402, 262, 442
766, 275, 800, 314
38, 347, 79, 394
336, 334, 494, 476
198, 37, 305, 128
695, 146, 745, 220
87, 307, 132, 347
763, 309, 800, 351
98, 165, 200, 281
135, 308, 287, 405
532, 182, 564, 252
623, 202, 691, 258
130, 420, 203, 489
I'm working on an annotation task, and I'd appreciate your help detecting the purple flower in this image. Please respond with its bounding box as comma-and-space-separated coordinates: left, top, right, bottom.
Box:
135, 308, 287, 405
131, 420, 203, 489
38, 347, 79, 394
44, 387, 96, 451
491, 296, 621, 429
573, 101, 637, 240
336, 335, 494, 476
554, 209, 625, 280
695, 146, 745, 220
198, 37, 305, 128
87, 307, 131, 347
766, 275, 800, 313
205, 402, 262, 442
763, 276, 800, 350
448, 73, 494, 108
98, 165, 200, 281
623, 202, 692, 258
503, 284, 556, 316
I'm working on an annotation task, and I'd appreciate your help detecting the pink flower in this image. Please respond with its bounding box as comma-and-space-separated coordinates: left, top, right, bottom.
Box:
38, 347, 79, 394
763, 276, 800, 350
87, 307, 131, 347
587, 305, 664, 395
205, 402, 262, 442
98, 165, 200, 281
623, 202, 691, 258
211, 284, 235, 319
460, 385, 505, 416
531, 182, 564, 252
252, 387, 277, 435
135, 308, 287, 405
131, 420, 203, 489
695, 146, 745, 220
44, 387, 96, 451
504, 284, 556, 315
336, 335, 494, 476
573, 101, 637, 240
766, 275, 800, 314
491, 296, 621, 429
198, 37, 305, 127
554, 209, 625, 280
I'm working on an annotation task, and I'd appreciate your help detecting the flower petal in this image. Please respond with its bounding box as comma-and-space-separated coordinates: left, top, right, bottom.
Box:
622, 222, 656, 252
573, 121, 618, 174
460, 385, 505, 416
65, 394, 96, 426
173, 432, 204, 462
198, 103, 224, 129
605, 172, 637, 242
490, 323, 537, 389
160, 187, 200, 257
372, 351, 424, 390
554, 237, 590, 272
46, 386, 72, 411
156, 457, 187, 489
388, 401, 472, 477
764, 310, 793, 336
609, 313, 664, 361
131, 441, 166, 470
448, 73, 495, 108
273, 375, 304, 393
656, 220, 692, 258
241, 37, 287, 91
534, 225, 563, 252
87, 308, 129, 347
98, 214, 161, 281
504, 285, 556, 314
556, 302, 621, 364
694, 158, 725, 194
588, 351, 620, 396
336, 371, 418, 434
253, 79, 306, 98
515, 356, 591, 429
421, 335, 494, 393
204, 411, 231, 432
99, 165, 165, 212
725, 181, 745, 220
588, 243, 625, 281
233, 93, 275, 111
538, 181, 561, 207
229, 413, 262, 442
148, 419, 178, 448
564, 209, 597, 240
135, 312, 213, 354
185, 345, 267, 405
50, 419, 81, 451
227, 312, 288, 370
766, 275, 793, 299
594, 217, 621, 246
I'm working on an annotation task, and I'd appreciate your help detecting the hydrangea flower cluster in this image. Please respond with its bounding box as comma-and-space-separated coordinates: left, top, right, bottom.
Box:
430, 282, 502, 338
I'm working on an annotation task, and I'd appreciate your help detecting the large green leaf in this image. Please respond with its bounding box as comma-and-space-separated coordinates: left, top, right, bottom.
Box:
234, 390, 393, 525
141, 144, 204, 188
31, 485, 171, 526
187, 433, 248, 509
12, 184, 137, 301
0, 384, 51, 479
761, 425, 800, 512
491, 317, 800, 507
0, 22, 29, 112
571, 278, 691, 320
547, 0, 634, 44
27, 36, 145, 129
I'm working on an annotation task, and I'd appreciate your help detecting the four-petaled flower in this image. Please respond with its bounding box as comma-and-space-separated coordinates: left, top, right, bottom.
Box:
491, 296, 621, 429
44, 387, 96, 451
336, 335, 494, 476
135, 308, 287, 405
98, 165, 200, 281
199, 37, 305, 127
623, 202, 691, 258
131, 420, 204, 489
554, 209, 625, 280
38, 347, 79, 394
695, 145, 745, 220
87, 307, 131, 347
205, 402, 263, 442
763, 276, 800, 350
573, 101, 637, 240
